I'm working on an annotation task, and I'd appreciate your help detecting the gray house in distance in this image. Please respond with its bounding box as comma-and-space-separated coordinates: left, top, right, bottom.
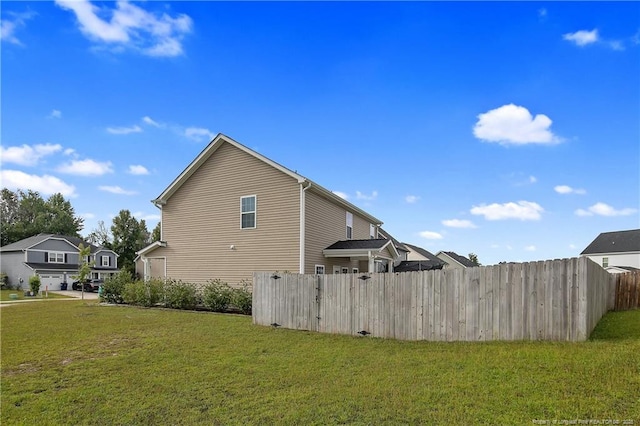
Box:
580, 229, 640, 273
0, 234, 119, 291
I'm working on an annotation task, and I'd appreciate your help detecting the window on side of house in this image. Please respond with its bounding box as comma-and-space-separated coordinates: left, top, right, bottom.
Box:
315, 265, 325, 275
602, 257, 609, 268
346, 211, 353, 240
341, 267, 349, 274
352, 268, 359, 274
101, 256, 110, 267
241, 195, 256, 229
48, 252, 64, 263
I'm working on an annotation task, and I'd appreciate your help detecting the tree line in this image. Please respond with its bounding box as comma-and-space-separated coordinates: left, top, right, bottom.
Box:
0, 188, 161, 275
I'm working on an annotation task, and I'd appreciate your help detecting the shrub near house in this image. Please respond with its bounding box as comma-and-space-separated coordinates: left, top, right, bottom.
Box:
101, 273, 252, 314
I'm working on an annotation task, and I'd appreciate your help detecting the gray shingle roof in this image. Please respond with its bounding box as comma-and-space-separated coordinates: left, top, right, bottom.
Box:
395, 260, 445, 272
440, 251, 476, 268
325, 239, 391, 250
581, 229, 640, 255
0, 234, 101, 253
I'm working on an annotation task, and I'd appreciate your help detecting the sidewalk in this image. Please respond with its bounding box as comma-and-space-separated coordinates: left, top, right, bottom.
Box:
1, 290, 99, 306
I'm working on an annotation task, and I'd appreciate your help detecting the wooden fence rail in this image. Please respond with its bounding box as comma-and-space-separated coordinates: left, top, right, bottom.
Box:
614, 271, 640, 310
253, 257, 614, 342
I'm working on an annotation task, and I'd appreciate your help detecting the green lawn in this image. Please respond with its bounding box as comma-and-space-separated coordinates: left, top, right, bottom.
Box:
2, 301, 639, 425
0, 289, 74, 301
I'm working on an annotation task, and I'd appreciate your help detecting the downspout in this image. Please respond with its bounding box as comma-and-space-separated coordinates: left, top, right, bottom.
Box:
299, 181, 312, 274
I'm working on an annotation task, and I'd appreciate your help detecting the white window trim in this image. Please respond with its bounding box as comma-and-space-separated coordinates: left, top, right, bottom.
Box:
346, 212, 353, 240
370, 224, 376, 239
333, 265, 341, 274
48, 252, 64, 263
315, 265, 325, 275
352, 268, 359, 274
341, 267, 349, 274
240, 195, 257, 229
101, 256, 110, 267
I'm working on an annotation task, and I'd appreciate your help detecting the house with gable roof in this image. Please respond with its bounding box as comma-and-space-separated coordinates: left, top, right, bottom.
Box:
0, 234, 119, 291
580, 229, 640, 273
435, 251, 477, 269
135, 134, 403, 285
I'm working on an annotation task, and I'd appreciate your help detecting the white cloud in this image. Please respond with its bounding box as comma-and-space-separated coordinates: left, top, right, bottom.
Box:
107, 125, 142, 135
0, 170, 76, 197
99, 185, 137, 195
57, 159, 113, 176
442, 219, 477, 229
473, 104, 561, 145
554, 185, 586, 195
569, 244, 576, 250
563, 29, 598, 47
64, 148, 77, 156
575, 202, 637, 217
0, 143, 62, 166
132, 211, 161, 222
609, 40, 624, 51
142, 116, 163, 127
470, 201, 544, 221
419, 231, 443, 240
528, 176, 537, 184
538, 8, 547, 18
80, 212, 96, 219
332, 191, 348, 200
48, 109, 62, 119
184, 127, 214, 142
524, 245, 536, 252
1, 11, 34, 45
405, 195, 420, 204
128, 164, 149, 175
54, 0, 193, 57
356, 190, 378, 201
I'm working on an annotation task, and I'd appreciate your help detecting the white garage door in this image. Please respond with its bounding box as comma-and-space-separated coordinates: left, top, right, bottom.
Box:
38, 274, 63, 291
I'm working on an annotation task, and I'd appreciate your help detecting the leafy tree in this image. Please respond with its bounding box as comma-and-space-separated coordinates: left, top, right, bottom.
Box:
0, 189, 83, 246
468, 253, 481, 267
151, 222, 161, 242
86, 220, 112, 248
74, 243, 93, 298
111, 210, 149, 275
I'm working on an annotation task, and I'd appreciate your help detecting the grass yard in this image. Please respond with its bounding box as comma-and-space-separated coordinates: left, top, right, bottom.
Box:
0, 289, 73, 302
1, 301, 639, 425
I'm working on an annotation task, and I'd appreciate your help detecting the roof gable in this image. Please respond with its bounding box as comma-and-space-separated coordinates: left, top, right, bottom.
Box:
581, 229, 640, 255
153, 133, 383, 225
403, 243, 440, 261
1, 234, 98, 253
437, 251, 476, 268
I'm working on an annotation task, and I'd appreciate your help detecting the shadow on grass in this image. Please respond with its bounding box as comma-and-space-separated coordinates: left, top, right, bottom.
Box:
589, 309, 640, 341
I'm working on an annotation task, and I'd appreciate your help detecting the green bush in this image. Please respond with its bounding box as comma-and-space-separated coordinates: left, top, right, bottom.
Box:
163, 279, 198, 310
101, 271, 132, 304
231, 280, 252, 315
123, 279, 163, 307
202, 279, 233, 312
0, 273, 11, 290
29, 275, 41, 295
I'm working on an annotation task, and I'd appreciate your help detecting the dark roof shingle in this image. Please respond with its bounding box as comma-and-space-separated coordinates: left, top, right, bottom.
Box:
581, 229, 640, 255
325, 239, 391, 250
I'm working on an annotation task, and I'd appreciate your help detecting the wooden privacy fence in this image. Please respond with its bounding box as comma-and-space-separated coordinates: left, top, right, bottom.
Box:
614, 270, 640, 310
253, 257, 615, 342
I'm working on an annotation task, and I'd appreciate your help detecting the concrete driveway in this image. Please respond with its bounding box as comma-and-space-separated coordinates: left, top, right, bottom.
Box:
50, 290, 100, 300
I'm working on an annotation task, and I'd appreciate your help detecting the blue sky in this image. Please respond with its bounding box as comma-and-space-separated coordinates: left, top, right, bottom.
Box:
2, 1, 639, 265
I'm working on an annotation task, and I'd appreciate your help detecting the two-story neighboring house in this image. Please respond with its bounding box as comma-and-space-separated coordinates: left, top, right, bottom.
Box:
135, 133, 402, 285
580, 229, 640, 273
0, 234, 119, 291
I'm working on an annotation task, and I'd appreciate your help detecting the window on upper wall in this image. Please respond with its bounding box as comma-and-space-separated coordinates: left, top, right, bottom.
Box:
346, 212, 353, 239
241, 195, 256, 229
370, 224, 376, 239
48, 252, 64, 263
341, 267, 349, 274
315, 265, 325, 275
602, 257, 609, 268
352, 268, 359, 274
101, 256, 110, 267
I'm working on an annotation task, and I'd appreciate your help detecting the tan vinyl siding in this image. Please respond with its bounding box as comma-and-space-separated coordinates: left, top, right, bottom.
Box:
161, 142, 300, 285
304, 189, 375, 274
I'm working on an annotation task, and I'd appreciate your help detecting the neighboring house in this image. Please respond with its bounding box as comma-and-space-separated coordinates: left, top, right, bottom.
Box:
435, 251, 476, 269
395, 243, 446, 272
0, 234, 119, 291
580, 229, 640, 273
135, 133, 403, 285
